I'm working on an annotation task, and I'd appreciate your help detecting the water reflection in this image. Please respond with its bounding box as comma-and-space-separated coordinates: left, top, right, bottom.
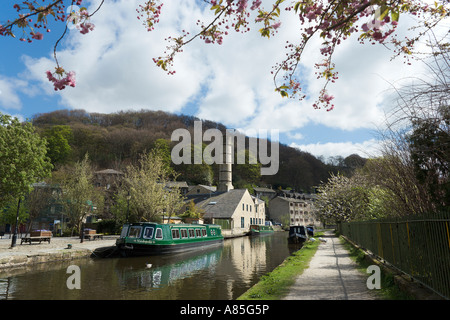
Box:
0, 232, 294, 300
115, 246, 222, 291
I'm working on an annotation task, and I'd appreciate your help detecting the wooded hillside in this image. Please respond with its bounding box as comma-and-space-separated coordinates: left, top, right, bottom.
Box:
32, 109, 366, 192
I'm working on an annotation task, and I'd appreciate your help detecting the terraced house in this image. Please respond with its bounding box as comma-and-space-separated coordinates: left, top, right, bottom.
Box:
268, 196, 320, 228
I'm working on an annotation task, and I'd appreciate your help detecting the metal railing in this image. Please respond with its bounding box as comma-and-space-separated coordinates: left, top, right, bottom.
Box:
338, 211, 450, 299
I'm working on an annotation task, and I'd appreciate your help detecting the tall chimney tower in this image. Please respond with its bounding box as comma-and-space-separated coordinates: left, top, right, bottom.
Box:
217, 131, 234, 192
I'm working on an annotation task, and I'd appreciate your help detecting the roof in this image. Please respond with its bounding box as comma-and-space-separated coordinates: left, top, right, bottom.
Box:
197, 189, 248, 219
94, 169, 123, 175
165, 181, 189, 188
188, 184, 217, 192
271, 196, 308, 203
253, 187, 276, 193
252, 196, 265, 205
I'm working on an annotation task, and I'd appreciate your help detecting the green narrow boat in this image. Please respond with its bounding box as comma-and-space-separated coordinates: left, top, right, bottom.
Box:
249, 224, 274, 236
116, 222, 224, 256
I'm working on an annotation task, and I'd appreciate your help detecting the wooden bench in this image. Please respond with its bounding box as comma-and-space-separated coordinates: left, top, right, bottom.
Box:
83, 233, 104, 241
21, 236, 52, 245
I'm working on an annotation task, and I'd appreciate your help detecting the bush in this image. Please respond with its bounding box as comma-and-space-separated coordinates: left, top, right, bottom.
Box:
96, 219, 121, 235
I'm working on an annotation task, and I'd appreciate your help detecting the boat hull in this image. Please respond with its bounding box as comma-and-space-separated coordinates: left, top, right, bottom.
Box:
117, 238, 224, 256
287, 235, 307, 244
287, 225, 308, 244
249, 225, 274, 236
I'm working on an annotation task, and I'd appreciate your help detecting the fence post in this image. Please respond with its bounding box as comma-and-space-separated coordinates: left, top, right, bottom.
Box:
376, 223, 383, 259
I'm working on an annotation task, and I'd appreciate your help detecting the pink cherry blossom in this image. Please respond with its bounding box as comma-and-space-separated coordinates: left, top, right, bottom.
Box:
251, 0, 262, 10
272, 22, 281, 30
79, 22, 95, 34
31, 32, 43, 40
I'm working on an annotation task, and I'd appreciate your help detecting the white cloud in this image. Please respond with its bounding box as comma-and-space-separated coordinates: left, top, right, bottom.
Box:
291, 139, 383, 159
23, 0, 211, 114
0, 75, 30, 111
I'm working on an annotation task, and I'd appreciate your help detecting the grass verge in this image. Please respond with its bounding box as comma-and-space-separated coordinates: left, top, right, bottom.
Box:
339, 235, 413, 300
237, 233, 322, 300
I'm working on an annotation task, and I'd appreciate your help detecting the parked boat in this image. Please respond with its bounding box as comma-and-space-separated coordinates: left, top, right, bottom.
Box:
249, 224, 274, 236
116, 222, 224, 256
288, 225, 308, 244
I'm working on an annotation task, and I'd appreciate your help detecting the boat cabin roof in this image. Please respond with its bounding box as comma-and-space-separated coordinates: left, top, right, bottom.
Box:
126, 222, 220, 229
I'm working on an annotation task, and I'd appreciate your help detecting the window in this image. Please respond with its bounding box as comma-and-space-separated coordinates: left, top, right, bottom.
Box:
250, 205, 252, 212
143, 227, 154, 239
120, 225, 129, 238
155, 228, 163, 240
171, 229, 180, 239
196, 229, 201, 237
202, 229, 207, 237
181, 229, 188, 238
246, 204, 248, 211
241, 217, 245, 228
242, 203, 245, 210
189, 229, 195, 238
128, 226, 142, 238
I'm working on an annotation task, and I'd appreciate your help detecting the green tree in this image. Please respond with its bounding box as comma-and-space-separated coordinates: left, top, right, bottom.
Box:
179, 199, 204, 222
41, 125, 73, 165
0, 113, 52, 208
174, 143, 214, 185
408, 108, 449, 210
153, 138, 175, 176
60, 154, 104, 235
0, 114, 52, 245
0, 198, 29, 229
233, 149, 262, 187
24, 185, 54, 233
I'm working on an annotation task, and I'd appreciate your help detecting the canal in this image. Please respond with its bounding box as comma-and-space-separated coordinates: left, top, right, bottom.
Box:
0, 231, 300, 300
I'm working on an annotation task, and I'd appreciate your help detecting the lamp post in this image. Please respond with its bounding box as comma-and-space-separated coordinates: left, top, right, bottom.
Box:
126, 191, 131, 223
10, 198, 21, 248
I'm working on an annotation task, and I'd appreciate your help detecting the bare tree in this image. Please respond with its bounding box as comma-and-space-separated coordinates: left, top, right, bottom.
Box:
121, 150, 185, 223
376, 37, 449, 213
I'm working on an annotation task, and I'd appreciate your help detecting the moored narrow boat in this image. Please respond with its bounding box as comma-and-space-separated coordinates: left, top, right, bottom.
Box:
249, 224, 274, 236
116, 222, 224, 256
287, 225, 308, 244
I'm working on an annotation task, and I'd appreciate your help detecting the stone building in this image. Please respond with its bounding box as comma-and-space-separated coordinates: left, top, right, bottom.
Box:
197, 189, 265, 237
268, 196, 320, 228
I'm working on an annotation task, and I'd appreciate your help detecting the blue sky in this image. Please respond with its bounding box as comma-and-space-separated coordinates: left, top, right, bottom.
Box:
0, 0, 437, 160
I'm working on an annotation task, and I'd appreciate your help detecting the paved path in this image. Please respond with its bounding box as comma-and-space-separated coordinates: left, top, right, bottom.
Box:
0, 235, 118, 270
284, 231, 379, 300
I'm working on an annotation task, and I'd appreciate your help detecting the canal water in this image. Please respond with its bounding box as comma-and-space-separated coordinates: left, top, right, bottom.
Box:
0, 231, 300, 300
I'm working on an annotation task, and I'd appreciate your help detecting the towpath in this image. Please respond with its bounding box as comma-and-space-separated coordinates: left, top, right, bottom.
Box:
283, 231, 379, 300
0, 235, 118, 270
